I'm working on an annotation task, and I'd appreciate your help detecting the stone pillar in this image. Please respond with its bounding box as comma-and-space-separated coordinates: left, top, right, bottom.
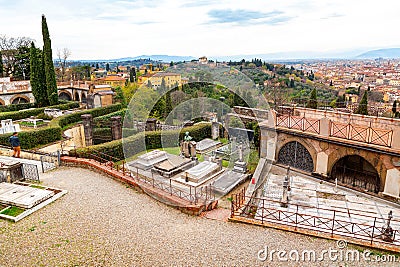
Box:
111, 116, 122, 140
383, 168, 400, 198
319, 117, 330, 137
315, 151, 329, 177
212, 121, 219, 139
81, 114, 93, 146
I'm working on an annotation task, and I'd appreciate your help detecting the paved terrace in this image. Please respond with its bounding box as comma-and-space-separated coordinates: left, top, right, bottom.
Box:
1, 166, 396, 266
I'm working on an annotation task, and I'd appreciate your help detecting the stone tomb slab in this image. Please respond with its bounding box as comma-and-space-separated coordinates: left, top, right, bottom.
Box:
196, 139, 222, 154
212, 171, 247, 195
0, 183, 54, 209
129, 150, 169, 170
181, 161, 220, 184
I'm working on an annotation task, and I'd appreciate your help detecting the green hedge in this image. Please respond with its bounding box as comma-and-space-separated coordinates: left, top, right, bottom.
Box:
0, 103, 36, 112
93, 109, 127, 122
0, 101, 80, 121
72, 122, 211, 160
0, 103, 122, 149
0, 127, 62, 149
53, 103, 123, 129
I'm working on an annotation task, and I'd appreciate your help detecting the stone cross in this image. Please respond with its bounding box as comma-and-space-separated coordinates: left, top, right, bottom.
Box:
238, 144, 243, 162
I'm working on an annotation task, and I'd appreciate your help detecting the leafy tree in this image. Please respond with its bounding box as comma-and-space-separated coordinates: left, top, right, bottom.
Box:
13, 45, 31, 80
30, 42, 49, 107
41, 15, 58, 105
0, 35, 33, 78
0, 51, 3, 77
113, 86, 126, 106
122, 82, 139, 104
306, 88, 318, 109
355, 91, 368, 115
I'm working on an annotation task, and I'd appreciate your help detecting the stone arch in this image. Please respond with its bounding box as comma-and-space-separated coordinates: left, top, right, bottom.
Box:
58, 90, 73, 101
327, 148, 387, 192
10, 94, 30, 104
74, 91, 80, 102
0, 98, 5, 106
330, 154, 380, 193
81, 92, 87, 103
276, 137, 317, 172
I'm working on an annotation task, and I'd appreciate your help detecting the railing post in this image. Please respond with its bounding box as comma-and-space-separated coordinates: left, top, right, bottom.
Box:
371, 217, 377, 245
331, 210, 336, 237
194, 187, 197, 205
261, 199, 264, 224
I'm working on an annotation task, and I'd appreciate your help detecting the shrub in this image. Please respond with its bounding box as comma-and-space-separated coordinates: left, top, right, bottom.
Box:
0, 103, 122, 149
0, 101, 80, 121
72, 122, 211, 160
53, 103, 123, 129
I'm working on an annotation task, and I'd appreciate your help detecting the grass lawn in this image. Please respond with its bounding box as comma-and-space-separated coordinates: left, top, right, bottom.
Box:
0, 206, 25, 217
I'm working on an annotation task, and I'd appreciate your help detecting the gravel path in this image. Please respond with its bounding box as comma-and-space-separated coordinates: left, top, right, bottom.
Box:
0, 167, 397, 267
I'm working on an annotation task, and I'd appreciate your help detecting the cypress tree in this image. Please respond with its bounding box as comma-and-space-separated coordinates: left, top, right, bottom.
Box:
355, 91, 368, 115
30, 42, 46, 106
392, 100, 397, 117
165, 90, 173, 124
42, 14, 58, 105
129, 67, 136, 82
0, 51, 3, 77
306, 88, 318, 109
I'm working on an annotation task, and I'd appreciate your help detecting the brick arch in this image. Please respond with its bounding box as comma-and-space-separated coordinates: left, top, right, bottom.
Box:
276, 135, 318, 172
74, 91, 80, 101
0, 98, 5, 106
58, 90, 73, 101
327, 148, 388, 191
81, 92, 87, 103
10, 94, 30, 104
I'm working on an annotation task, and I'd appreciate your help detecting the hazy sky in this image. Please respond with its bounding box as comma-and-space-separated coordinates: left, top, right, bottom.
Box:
0, 0, 399, 59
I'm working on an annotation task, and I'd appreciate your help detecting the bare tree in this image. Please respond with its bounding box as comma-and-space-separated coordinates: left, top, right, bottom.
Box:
0, 35, 33, 78
57, 48, 71, 82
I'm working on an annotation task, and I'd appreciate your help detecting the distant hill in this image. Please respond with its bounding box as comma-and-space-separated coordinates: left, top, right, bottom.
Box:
70, 55, 195, 63
356, 48, 400, 59
129, 55, 195, 62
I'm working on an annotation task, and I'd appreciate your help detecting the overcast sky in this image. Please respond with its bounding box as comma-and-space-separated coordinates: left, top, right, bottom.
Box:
0, 0, 399, 60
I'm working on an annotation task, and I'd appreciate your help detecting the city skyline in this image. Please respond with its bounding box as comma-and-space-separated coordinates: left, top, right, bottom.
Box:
0, 0, 399, 60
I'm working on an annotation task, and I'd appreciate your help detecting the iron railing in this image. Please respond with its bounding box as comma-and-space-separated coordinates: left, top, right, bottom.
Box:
276, 114, 321, 134
231, 191, 400, 248
330, 121, 393, 147
72, 148, 215, 205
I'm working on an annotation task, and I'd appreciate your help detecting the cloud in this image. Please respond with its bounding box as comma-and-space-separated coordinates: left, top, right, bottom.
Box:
321, 13, 345, 19
207, 9, 292, 26
181, 0, 214, 8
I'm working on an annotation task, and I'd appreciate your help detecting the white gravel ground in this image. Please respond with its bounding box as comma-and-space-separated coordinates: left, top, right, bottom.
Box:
0, 167, 397, 267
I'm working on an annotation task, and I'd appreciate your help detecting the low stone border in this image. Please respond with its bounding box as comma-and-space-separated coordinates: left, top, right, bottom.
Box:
0, 183, 67, 222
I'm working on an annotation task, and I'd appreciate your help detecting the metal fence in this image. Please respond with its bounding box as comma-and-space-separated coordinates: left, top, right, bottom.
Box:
22, 163, 40, 182
276, 114, 321, 134
72, 148, 215, 205
330, 121, 393, 147
231, 190, 400, 249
